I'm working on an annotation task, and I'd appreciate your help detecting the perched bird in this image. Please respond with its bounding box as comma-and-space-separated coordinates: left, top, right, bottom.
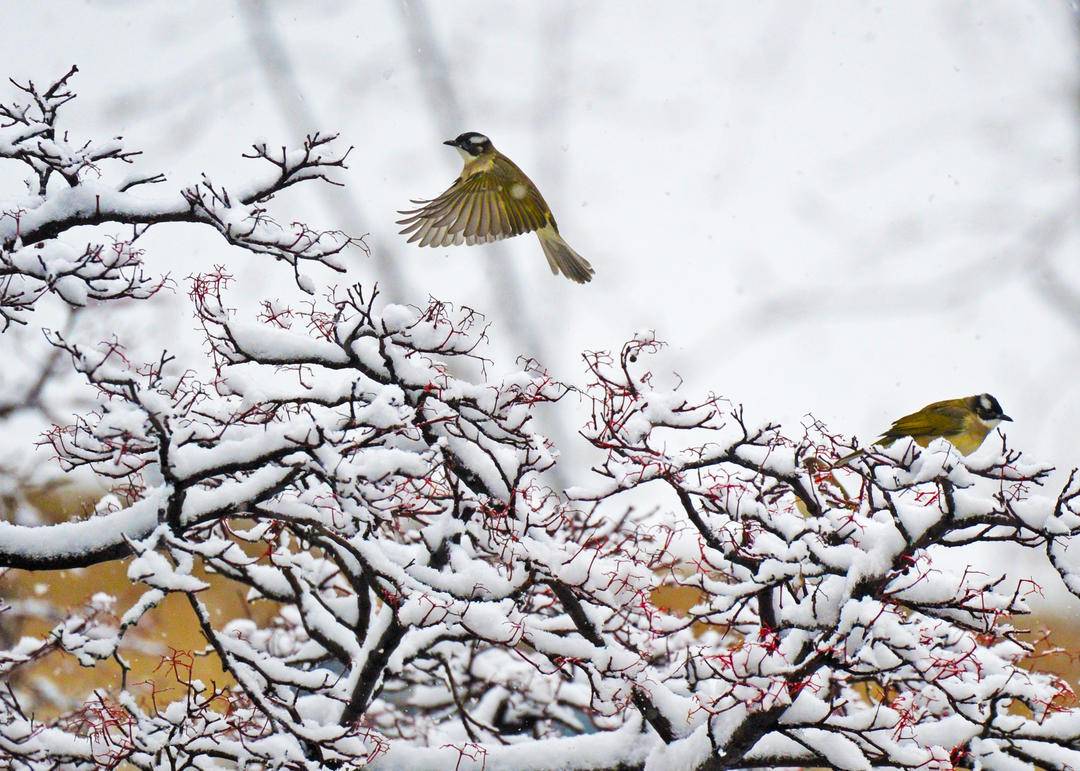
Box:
834, 393, 1012, 467
397, 132, 594, 284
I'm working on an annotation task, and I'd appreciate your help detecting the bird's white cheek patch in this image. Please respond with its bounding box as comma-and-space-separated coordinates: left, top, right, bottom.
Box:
511, 183, 527, 200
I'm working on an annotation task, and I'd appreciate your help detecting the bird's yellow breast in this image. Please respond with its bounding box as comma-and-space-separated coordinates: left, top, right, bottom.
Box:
461, 152, 497, 178
947, 416, 996, 455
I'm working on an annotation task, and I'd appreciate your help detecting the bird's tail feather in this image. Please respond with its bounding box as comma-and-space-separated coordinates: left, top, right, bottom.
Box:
833, 435, 895, 468
832, 449, 865, 468
538, 228, 594, 284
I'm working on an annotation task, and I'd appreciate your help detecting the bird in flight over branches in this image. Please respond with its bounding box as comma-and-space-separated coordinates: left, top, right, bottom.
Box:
835, 393, 1012, 467
398, 132, 594, 284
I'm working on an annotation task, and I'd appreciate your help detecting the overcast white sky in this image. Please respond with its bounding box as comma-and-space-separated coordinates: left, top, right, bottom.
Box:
2, 1, 1078, 603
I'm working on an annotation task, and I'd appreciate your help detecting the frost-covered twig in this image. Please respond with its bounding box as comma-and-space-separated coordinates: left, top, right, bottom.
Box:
0, 67, 363, 329
3, 285, 1080, 769
0, 63, 1077, 771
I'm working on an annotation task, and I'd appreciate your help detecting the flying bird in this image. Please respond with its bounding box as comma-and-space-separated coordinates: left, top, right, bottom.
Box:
398, 132, 594, 284
834, 393, 1012, 467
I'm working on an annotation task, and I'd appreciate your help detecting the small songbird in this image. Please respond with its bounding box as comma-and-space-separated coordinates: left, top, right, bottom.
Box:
397, 132, 595, 284
835, 393, 1012, 467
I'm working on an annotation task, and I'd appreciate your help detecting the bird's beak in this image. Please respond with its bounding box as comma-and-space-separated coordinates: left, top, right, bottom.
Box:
443, 139, 457, 147
1000, 414, 1013, 422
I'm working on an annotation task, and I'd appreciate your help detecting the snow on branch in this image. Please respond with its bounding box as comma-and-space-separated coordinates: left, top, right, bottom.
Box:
0, 67, 363, 329
2, 277, 1080, 769
0, 66, 1078, 771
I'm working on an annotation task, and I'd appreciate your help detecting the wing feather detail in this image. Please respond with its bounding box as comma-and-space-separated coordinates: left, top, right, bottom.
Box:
397, 155, 552, 248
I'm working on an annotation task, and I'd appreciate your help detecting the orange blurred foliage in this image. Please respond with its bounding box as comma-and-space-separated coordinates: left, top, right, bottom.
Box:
1, 485, 277, 720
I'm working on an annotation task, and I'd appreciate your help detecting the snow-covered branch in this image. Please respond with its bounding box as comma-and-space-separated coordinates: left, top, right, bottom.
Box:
1, 62, 1078, 771
3, 285, 1080, 769
0, 67, 362, 329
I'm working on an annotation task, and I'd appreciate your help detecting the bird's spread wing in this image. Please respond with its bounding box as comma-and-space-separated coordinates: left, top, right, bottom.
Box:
397, 158, 551, 247
879, 403, 969, 442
